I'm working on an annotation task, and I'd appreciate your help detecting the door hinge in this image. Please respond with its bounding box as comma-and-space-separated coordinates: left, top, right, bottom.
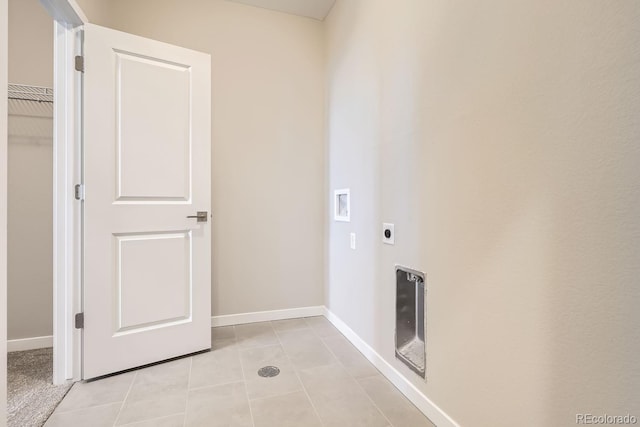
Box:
75, 312, 84, 329
75, 184, 84, 201
75, 55, 84, 72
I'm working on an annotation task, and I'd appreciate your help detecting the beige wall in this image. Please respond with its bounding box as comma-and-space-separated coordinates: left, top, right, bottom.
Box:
7, 105, 53, 340
7, 0, 53, 340
95, 0, 326, 316
73, 0, 111, 24
9, 0, 52, 87
325, 1, 640, 426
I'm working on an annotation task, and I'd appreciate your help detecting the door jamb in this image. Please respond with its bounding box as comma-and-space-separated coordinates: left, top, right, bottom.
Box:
39, 0, 87, 384
2, 0, 9, 418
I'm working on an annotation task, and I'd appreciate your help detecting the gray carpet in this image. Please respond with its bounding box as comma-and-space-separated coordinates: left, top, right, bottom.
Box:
8, 348, 73, 427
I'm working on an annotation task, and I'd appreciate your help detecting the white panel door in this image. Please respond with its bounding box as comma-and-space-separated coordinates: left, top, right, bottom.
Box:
83, 24, 211, 379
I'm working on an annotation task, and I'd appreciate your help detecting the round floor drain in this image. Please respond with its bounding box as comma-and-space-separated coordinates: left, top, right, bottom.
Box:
257, 366, 280, 378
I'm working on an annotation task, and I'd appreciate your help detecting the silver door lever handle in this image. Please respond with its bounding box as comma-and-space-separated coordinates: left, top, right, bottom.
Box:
187, 211, 208, 222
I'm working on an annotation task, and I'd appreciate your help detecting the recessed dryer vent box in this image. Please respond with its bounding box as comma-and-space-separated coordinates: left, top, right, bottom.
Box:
395, 265, 426, 378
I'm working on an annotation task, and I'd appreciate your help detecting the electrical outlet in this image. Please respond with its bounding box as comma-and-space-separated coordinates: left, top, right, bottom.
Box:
382, 223, 394, 245
350, 232, 356, 249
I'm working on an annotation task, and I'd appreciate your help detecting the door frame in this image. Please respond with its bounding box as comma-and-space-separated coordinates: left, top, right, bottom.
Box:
2, 0, 8, 417
39, 0, 87, 384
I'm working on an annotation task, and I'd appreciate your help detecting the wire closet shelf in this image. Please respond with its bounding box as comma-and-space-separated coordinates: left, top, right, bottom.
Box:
8, 83, 53, 103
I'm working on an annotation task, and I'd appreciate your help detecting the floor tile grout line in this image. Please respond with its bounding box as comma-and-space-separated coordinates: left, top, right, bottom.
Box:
351, 371, 384, 381
269, 319, 312, 334
313, 323, 361, 378
235, 341, 288, 351
112, 370, 138, 427
304, 319, 347, 344
52, 379, 129, 414
353, 374, 396, 427
273, 326, 325, 344
119, 412, 185, 427
234, 323, 288, 351
182, 357, 193, 427
246, 388, 302, 403
303, 317, 322, 339
318, 330, 432, 426
358, 377, 435, 427
211, 326, 237, 342
237, 324, 257, 427
307, 318, 396, 427
187, 378, 246, 393
51, 400, 126, 416
313, 323, 396, 427
270, 327, 310, 334
318, 334, 384, 380
274, 322, 339, 373
274, 323, 327, 427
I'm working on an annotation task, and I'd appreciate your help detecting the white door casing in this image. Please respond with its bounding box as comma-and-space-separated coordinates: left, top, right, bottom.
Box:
83, 24, 211, 379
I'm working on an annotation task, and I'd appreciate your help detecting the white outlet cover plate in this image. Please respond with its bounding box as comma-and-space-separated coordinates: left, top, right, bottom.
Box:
382, 223, 395, 245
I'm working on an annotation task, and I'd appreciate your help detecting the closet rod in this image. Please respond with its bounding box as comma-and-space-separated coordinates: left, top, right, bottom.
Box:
8, 96, 53, 104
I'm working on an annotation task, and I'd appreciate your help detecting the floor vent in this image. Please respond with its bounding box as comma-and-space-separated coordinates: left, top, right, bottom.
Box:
257, 366, 280, 378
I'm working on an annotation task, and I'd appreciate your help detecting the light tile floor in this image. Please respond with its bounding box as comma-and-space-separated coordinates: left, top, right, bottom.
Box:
45, 317, 435, 427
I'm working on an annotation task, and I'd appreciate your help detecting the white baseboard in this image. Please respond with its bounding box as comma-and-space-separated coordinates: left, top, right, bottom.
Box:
8, 335, 53, 352
211, 306, 324, 327
323, 308, 460, 427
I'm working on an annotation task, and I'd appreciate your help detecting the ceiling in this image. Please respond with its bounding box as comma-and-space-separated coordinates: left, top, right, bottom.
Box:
228, 0, 336, 21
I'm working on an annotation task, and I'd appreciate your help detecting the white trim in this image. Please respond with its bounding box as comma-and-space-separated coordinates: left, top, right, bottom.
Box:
8, 336, 54, 352
52, 20, 83, 385
42, 0, 89, 387
39, 0, 88, 27
323, 308, 460, 427
1, 0, 9, 420
211, 306, 325, 327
